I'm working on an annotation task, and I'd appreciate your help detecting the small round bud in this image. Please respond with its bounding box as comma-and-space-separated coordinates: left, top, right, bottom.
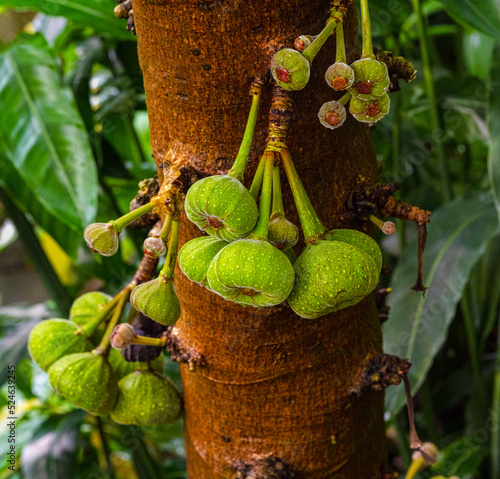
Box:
349, 94, 390, 123
415, 442, 438, 465
110, 323, 136, 349
84, 223, 119, 257
349, 58, 390, 100
268, 216, 299, 250
318, 101, 347, 129
294, 35, 313, 52
271, 48, 310, 91
381, 221, 396, 235
143, 236, 167, 258
325, 62, 355, 91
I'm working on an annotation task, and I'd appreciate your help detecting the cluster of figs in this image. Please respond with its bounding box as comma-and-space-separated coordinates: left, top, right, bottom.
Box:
271, 0, 390, 127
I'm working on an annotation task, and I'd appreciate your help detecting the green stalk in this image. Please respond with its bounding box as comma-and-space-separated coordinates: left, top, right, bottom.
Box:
271, 166, 285, 218
360, 0, 374, 58
411, 0, 451, 201
228, 91, 261, 182
338, 92, 351, 106
0, 187, 73, 316
158, 214, 173, 242
249, 154, 266, 199
96, 417, 116, 479
280, 149, 327, 242
160, 219, 180, 280
250, 152, 275, 240
95, 285, 133, 356
302, 13, 342, 63
335, 20, 347, 63
80, 292, 123, 337
492, 314, 500, 478
108, 202, 154, 233
131, 335, 166, 347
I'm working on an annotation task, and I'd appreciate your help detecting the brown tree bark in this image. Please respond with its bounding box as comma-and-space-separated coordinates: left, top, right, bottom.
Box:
133, 1, 386, 477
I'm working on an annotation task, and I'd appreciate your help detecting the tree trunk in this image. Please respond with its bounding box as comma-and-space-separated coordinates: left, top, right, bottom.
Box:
133, 1, 386, 477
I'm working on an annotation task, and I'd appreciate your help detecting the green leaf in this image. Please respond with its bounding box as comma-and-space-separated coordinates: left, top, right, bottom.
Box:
0, 35, 97, 259
384, 192, 500, 416
489, 57, 500, 223
0, 0, 132, 40
463, 31, 495, 79
432, 436, 489, 476
437, 0, 500, 41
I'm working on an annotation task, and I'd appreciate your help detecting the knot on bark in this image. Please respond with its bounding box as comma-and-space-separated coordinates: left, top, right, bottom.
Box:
233, 456, 296, 479
351, 354, 411, 395
129, 178, 161, 230
163, 326, 206, 371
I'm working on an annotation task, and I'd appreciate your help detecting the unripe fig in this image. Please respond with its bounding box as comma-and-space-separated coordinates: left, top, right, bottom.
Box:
48, 352, 118, 415
84, 223, 119, 256
185, 175, 258, 241
110, 368, 182, 426
271, 48, 311, 91
143, 236, 167, 258
206, 239, 295, 307
287, 231, 381, 319
348, 58, 390, 100
130, 276, 181, 326
318, 101, 347, 129
349, 93, 390, 123
28, 319, 93, 371
108, 347, 163, 379
268, 216, 299, 250
294, 35, 313, 52
70, 291, 113, 326
178, 236, 229, 286
325, 62, 355, 91
283, 247, 297, 265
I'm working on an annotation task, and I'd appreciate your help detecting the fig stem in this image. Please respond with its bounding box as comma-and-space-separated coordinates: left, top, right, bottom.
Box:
360, 0, 375, 59
228, 80, 263, 182
335, 20, 346, 64
339, 92, 352, 106
280, 149, 327, 243
108, 202, 154, 233
249, 154, 266, 199
158, 214, 173, 242
249, 151, 275, 240
370, 214, 396, 235
271, 165, 285, 218
95, 284, 134, 356
132, 335, 167, 348
302, 11, 343, 63
79, 292, 124, 338
160, 219, 180, 280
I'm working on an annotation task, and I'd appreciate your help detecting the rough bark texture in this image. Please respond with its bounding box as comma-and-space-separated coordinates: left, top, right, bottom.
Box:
133, 0, 386, 477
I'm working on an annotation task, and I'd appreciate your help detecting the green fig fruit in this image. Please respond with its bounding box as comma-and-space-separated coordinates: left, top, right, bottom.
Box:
70, 291, 113, 326
268, 216, 299, 250
206, 239, 295, 307
130, 276, 181, 326
28, 319, 93, 372
318, 100, 347, 129
178, 236, 229, 286
108, 347, 163, 380
348, 58, 390, 100
349, 94, 390, 123
287, 232, 381, 319
185, 175, 258, 241
48, 352, 118, 415
111, 368, 182, 426
325, 62, 355, 91
271, 48, 311, 91
143, 236, 167, 258
283, 247, 297, 265
84, 223, 119, 256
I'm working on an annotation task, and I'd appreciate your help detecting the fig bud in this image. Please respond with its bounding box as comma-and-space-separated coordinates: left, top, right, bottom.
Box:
271, 48, 311, 91
110, 323, 136, 349
143, 236, 167, 258
325, 62, 355, 91
130, 276, 181, 326
350, 94, 390, 123
28, 319, 92, 371
110, 368, 182, 426
268, 216, 299, 250
318, 101, 347, 129
48, 352, 118, 415
348, 58, 390, 100
294, 35, 313, 52
84, 223, 119, 256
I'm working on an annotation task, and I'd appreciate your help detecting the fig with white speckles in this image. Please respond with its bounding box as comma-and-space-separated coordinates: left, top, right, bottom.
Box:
206, 239, 295, 307
178, 236, 229, 286
185, 175, 258, 241
48, 351, 118, 415
271, 48, 311, 91
110, 367, 182, 426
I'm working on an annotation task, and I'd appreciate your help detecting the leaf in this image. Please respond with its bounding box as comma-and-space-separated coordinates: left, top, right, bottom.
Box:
489, 57, 500, 224
0, 0, 132, 40
463, 31, 495, 79
0, 35, 97, 259
432, 436, 489, 476
437, 0, 500, 41
384, 192, 500, 416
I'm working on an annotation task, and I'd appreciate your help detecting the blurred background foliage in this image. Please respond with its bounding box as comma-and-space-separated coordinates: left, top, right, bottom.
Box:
0, 0, 499, 478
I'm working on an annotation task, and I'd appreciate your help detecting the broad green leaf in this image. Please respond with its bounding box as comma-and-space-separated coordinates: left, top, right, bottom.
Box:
0, 0, 132, 40
489, 57, 500, 223
0, 35, 97, 259
437, 0, 500, 41
463, 31, 495, 79
432, 436, 489, 476
384, 192, 500, 416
